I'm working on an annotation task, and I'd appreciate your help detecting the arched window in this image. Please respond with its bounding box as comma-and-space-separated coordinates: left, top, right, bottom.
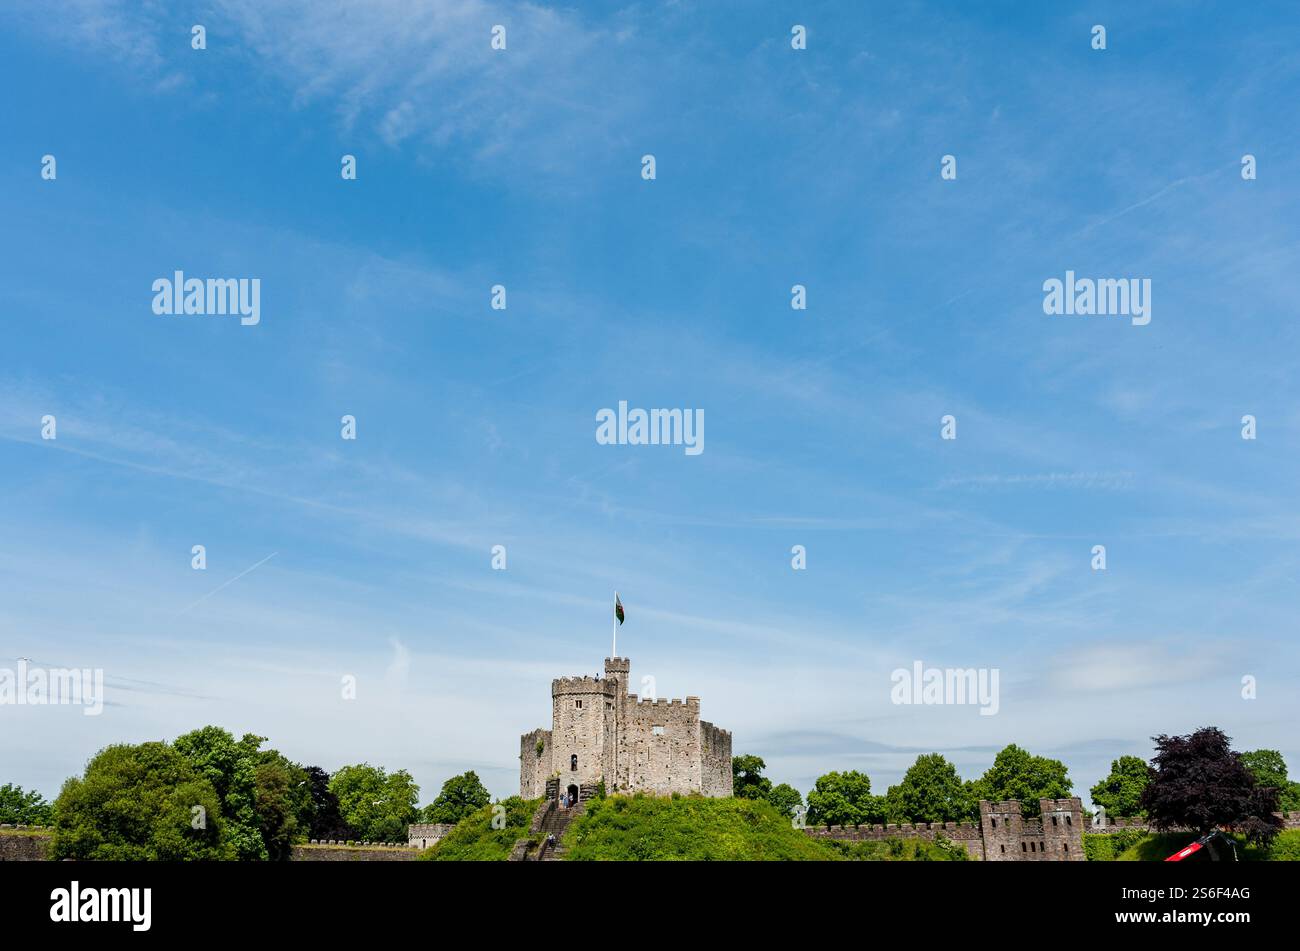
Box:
570, 754, 578, 771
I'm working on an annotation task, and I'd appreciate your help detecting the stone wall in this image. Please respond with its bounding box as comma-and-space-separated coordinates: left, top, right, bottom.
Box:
0, 827, 52, 861
804, 818, 986, 859
1086, 810, 1300, 835
519, 727, 551, 799
700, 720, 733, 797
618, 696, 703, 795
980, 798, 1086, 861
291, 843, 419, 861
407, 823, 455, 849
804, 798, 1089, 861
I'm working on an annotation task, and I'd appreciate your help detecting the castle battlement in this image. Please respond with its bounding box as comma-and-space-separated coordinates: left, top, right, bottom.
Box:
552, 675, 618, 696
626, 695, 699, 707
806, 799, 1084, 860
523, 654, 732, 800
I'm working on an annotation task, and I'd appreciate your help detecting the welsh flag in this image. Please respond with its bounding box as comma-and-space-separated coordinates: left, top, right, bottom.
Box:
614, 594, 625, 625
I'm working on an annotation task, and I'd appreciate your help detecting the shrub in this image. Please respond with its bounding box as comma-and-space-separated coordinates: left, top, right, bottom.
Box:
1266, 829, 1300, 861
1084, 828, 1150, 861
422, 797, 539, 862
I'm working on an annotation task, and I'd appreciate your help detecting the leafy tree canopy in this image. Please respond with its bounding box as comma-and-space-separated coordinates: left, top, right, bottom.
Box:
172, 726, 311, 860
304, 765, 351, 840
767, 783, 803, 820
329, 763, 420, 842
422, 770, 491, 825
0, 783, 53, 825
50, 742, 230, 860
806, 770, 874, 827
731, 755, 773, 801
974, 744, 1073, 818
1089, 755, 1152, 819
1241, 750, 1300, 812
884, 753, 978, 824
1140, 727, 1282, 845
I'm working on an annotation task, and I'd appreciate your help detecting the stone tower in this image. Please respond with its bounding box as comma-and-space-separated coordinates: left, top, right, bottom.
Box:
979, 797, 1085, 861
519, 655, 732, 801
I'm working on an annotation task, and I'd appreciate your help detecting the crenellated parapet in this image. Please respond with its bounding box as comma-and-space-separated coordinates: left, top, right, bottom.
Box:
625, 695, 700, 707
552, 675, 619, 697
807, 798, 1085, 861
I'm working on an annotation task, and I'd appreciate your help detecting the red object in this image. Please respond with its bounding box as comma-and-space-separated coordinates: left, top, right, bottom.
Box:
1165, 840, 1204, 861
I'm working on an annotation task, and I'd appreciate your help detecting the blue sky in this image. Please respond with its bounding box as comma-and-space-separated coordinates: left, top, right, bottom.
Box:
2, 1, 1299, 807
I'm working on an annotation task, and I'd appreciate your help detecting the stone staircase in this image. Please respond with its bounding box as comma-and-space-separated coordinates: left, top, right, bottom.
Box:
535, 800, 583, 861
510, 798, 585, 861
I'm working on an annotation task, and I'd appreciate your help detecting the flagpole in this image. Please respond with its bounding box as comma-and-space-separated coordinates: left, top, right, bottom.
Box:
612, 590, 618, 658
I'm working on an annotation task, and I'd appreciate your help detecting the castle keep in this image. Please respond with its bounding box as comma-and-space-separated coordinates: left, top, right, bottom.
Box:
520, 656, 732, 801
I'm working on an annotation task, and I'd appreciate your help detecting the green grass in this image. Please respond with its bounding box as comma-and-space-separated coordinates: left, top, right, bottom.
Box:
821, 836, 970, 861
1085, 828, 1300, 861
561, 793, 967, 861
1266, 829, 1300, 860
1083, 828, 1150, 861
421, 796, 541, 861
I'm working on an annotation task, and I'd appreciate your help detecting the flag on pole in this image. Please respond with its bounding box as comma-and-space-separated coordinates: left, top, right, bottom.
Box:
614, 594, 625, 625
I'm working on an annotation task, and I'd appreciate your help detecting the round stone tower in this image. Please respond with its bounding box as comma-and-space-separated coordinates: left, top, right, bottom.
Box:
550, 672, 618, 803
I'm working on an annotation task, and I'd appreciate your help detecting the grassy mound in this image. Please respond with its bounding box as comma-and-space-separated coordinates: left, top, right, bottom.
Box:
1086, 828, 1300, 861
821, 836, 969, 861
1083, 829, 1150, 861
1266, 829, 1300, 860
562, 793, 967, 861
421, 796, 541, 861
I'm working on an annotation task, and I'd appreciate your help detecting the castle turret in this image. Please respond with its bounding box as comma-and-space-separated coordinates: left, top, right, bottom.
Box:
604, 656, 630, 691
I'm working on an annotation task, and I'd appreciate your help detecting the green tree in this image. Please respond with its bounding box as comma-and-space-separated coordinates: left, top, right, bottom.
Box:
767, 783, 803, 820
171, 726, 313, 860
329, 764, 419, 842
731, 755, 773, 801
1089, 755, 1152, 819
884, 753, 977, 823
974, 744, 1073, 817
172, 726, 273, 860
252, 753, 313, 860
50, 742, 230, 861
0, 783, 53, 825
805, 771, 874, 827
421, 770, 491, 824
303, 765, 351, 840
1241, 750, 1300, 812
